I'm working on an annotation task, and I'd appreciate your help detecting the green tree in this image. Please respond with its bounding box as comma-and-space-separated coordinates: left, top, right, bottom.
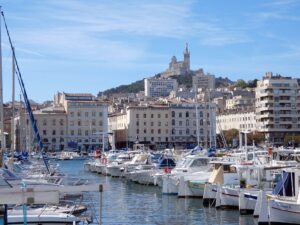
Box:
223, 129, 239, 146
235, 79, 247, 89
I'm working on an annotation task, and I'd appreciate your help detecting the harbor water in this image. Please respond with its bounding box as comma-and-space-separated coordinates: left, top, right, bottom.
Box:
59, 160, 256, 225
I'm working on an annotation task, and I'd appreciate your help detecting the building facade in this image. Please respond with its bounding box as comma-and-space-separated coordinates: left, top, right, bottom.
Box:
144, 78, 178, 97
15, 92, 109, 151
217, 111, 256, 133
192, 73, 215, 91
255, 72, 300, 144
108, 101, 216, 149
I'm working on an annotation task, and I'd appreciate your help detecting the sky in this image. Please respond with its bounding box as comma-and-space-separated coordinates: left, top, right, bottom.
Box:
0, 0, 300, 102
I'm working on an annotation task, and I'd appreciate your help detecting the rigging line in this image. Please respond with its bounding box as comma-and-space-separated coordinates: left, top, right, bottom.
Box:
1, 10, 50, 173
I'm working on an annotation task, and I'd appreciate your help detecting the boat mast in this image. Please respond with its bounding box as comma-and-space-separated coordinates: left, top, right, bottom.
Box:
194, 86, 200, 147
0, 6, 5, 167
11, 46, 15, 152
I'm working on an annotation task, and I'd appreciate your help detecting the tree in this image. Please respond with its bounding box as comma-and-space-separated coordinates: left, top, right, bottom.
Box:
234, 79, 247, 89
247, 132, 265, 145
223, 129, 239, 147
247, 79, 258, 88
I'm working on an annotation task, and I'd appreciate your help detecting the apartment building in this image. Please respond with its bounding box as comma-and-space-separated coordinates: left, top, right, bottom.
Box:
108, 100, 216, 149
217, 111, 256, 133
144, 78, 178, 97
256, 72, 300, 144
192, 73, 215, 91
55, 92, 108, 151
15, 92, 108, 151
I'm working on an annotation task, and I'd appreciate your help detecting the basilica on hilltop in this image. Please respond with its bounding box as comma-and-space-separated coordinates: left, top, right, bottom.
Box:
161, 43, 191, 78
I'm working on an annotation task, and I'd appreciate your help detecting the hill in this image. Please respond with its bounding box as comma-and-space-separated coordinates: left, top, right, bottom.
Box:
98, 73, 234, 97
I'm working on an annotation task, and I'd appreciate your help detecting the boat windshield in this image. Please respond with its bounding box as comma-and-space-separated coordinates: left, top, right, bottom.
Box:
0, 169, 21, 180
190, 158, 209, 168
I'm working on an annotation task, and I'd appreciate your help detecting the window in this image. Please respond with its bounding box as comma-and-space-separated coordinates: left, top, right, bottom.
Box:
166, 129, 168, 134
136, 121, 139, 126
151, 114, 154, 118
186, 111, 189, 117
52, 138, 56, 143
92, 119, 96, 126
137, 129, 139, 134
92, 111, 96, 117
172, 111, 175, 117
52, 119, 56, 126
59, 119, 64, 126
172, 119, 175, 126
179, 130, 182, 135
60, 137, 64, 143
85, 130, 89, 136
144, 129, 147, 134
43, 130, 47, 135
85, 112, 89, 117
151, 129, 154, 134
172, 128, 175, 135
158, 114, 161, 118
144, 121, 147, 126
60, 130, 64, 135
70, 121, 74, 126
99, 112, 103, 117
165, 114, 168, 118
158, 122, 161, 126
179, 121, 183, 126
43, 119, 47, 126
186, 128, 190, 135
52, 130, 56, 135
200, 119, 203, 126
71, 130, 74, 136
158, 129, 161, 134
143, 114, 146, 118
78, 120, 81, 126
136, 114, 139, 118
70, 112, 74, 117
99, 121, 103, 126
179, 112, 182, 118
151, 122, 154, 126
78, 129, 82, 135
186, 119, 189, 126
77, 112, 81, 117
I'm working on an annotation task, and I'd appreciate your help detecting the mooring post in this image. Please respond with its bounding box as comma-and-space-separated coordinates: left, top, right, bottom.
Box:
99, 184, 103, 225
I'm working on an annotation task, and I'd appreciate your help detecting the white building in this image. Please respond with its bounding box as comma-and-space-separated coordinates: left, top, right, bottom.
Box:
55, 92, 108, 151
256, 72, 300, 144
15, 92, 108, 151
108, 100, 216, 149
144, 78, 178, 97
217, 111, 256, 133
192, 72, 215, 91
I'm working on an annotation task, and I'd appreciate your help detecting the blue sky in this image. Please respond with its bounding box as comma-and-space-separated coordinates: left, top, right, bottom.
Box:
0, 0, 300, 102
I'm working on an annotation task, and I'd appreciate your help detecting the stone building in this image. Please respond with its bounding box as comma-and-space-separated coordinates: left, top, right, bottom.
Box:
15, 92, 108, 151
108, 100, 216, 149
161, 44, 190, 78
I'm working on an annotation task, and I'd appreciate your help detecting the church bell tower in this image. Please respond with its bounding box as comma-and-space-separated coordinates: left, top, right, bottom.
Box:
183, 43, 190, 72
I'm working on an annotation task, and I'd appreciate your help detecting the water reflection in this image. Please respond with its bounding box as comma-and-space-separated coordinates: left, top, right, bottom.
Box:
58, 160, 255, 225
